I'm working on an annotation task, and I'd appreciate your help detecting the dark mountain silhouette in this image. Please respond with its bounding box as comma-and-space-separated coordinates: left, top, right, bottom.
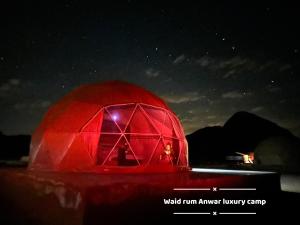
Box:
187, 126, 230, 165
187, 111, 300, 171
224, 111, 292, 152
0, 132, 31, 160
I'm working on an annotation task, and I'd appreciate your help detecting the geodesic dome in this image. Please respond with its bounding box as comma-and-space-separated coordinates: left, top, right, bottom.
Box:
28, 81, 188, 172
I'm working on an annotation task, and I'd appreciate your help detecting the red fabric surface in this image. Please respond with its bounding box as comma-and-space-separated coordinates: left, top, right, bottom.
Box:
29, 81, 188, 172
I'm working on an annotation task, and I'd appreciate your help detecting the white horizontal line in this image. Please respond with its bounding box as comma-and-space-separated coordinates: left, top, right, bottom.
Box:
192, 168, 276, 175
219, 188, 256, 191
173, 212, 211, 215
173, 188, 211, 191
219, 212, 256, 215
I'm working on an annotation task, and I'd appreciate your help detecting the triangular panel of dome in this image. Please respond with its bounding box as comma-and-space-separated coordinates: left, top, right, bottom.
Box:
97, 134, 121, 165
82, 110, 104, 132
103, 136, 139, 166
126, 105, 158, 134
100, 109, 122, 133
128, 134, 160, 166
161, 112, 178, 138
59, 137, 95, 170
33, 148, 54, 169
141, 104, 166, 133
168, 113, 183, 139
106, 104, 135, 132
45, 132, 77, 164
149, 139, 174, 166
177, 140, 188, 166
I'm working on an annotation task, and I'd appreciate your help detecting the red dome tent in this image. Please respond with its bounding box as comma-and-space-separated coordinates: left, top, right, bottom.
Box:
28, 81, 188, 172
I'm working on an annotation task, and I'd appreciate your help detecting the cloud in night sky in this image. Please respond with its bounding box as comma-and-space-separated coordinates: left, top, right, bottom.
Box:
194, 56, 290, 79
223, 69, 237, 79
279, 64, 292, 72
145, 68, 160, 78
14, 100, 51, 111
195, 56, 212, 67
266, 84, 281, 93
206, 115, 217, 119
8, 79, 20, 86
181, 114, 223, 134
222, 91, 246, 99
0, 79, 20, 90
180, 116, 202, 132
162, 92, 204, 104
195, 56, 256, 71
251, 106, 264, 113
0, 78, 21, 96
173, 54, 186, 64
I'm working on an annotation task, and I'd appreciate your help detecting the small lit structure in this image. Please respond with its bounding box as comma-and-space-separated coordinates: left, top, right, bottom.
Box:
236, 152, 254, 164
28, 81, 188, 172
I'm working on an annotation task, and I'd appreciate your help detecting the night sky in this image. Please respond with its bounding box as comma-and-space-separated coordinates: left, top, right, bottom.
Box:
0, 1, 299, 136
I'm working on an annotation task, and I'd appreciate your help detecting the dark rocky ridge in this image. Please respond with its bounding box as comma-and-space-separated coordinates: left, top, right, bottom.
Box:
187, 111, 300, 172
0, 132, 30, 160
